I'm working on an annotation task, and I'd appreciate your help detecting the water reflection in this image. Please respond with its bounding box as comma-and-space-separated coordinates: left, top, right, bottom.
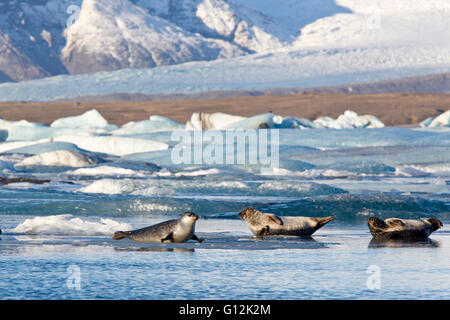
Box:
252, 235, 318, 242
114, 246, 195, 253
368, 237, 441, 248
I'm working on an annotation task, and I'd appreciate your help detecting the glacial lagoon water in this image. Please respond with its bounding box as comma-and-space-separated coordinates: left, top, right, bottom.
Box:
0, 126, 449, 300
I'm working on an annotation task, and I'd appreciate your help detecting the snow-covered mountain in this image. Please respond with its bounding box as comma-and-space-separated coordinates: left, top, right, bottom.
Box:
0, 0, 449, 101
0, 0, 307, 82
61, 0, 245, 74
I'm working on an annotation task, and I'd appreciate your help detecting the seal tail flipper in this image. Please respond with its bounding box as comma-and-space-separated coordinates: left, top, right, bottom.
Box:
112, 231, 131, 240
316, 216, 336, 228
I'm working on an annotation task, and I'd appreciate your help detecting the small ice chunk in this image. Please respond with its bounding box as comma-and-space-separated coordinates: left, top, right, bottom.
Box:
428, 110, 450, 127
420, 116, 434, 128
16, 150, 97, 167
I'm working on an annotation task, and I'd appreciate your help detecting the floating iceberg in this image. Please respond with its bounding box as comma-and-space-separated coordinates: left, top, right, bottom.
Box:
186, 112, 247, 130
184, 111, 384, 130
0, 139, 54, 153
4, 141, 94, 156
50, 109, 117, 131
269, 115, 315, 129
9, 214, 132, 236
67, 165, 145, 177
16, 150, 98, 167
112, 115, 184, 135
420, 110, 450, 128
314, 111, 384, 129
226, 113, 274, 129
53, 135, 169, 156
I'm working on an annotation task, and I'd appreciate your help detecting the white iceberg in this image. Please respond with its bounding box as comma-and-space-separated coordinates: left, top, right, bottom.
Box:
67, 165, 144, 176
0, 118, 46, 130
422, 110, 450, 128
226, 113, 274, 129
4, 141, 87, 155
420, 116, 434, 128
113, 115, 184, 135
9, 214, 132, 236
186, 112, 246, 130
0, 139, 54, 153
184, 111, 383, 130
16, 150, 98, 167
313, 111, 384, 129
53, 135, 169, 156
50, 109, 117, 131
269, 115, 315, 129
187, 112, 274, 130
2, 124, 100, 141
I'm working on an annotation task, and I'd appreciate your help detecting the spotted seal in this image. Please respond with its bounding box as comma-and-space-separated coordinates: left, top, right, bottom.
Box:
368, 217, 443, 240
238, 207, 336, 237
113, 212, 204, 243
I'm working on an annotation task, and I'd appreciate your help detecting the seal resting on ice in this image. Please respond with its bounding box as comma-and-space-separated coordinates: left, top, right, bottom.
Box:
368, 217, 443, 240
113, 212, 204, 243
238, 207, 336, 237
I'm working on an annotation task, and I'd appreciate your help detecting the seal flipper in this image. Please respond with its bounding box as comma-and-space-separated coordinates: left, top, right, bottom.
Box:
257, 225, 270, 236
267, 214, 283, 225
161, 232, 174, 243
386, 218, 405, 228
191, 234, 205, 243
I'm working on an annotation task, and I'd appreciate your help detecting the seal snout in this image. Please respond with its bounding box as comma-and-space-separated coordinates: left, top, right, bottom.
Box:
183, 211, 199, 221
238, 207, 255, 220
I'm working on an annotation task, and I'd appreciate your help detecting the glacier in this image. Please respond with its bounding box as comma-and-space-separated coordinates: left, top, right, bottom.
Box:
0, 0, 449, 101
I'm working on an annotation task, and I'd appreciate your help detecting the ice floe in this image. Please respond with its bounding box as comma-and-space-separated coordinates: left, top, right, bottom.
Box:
9, 214, 132, 236
16, 150, 98, 167
50, 109, 117, 131
112, 115, 184, 135
53, 135, 169, 156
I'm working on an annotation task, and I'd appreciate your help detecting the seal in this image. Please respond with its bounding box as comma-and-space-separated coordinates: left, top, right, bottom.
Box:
113, 212, 204, 243
238, 207, 336, 237
368, 217, 443, 240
